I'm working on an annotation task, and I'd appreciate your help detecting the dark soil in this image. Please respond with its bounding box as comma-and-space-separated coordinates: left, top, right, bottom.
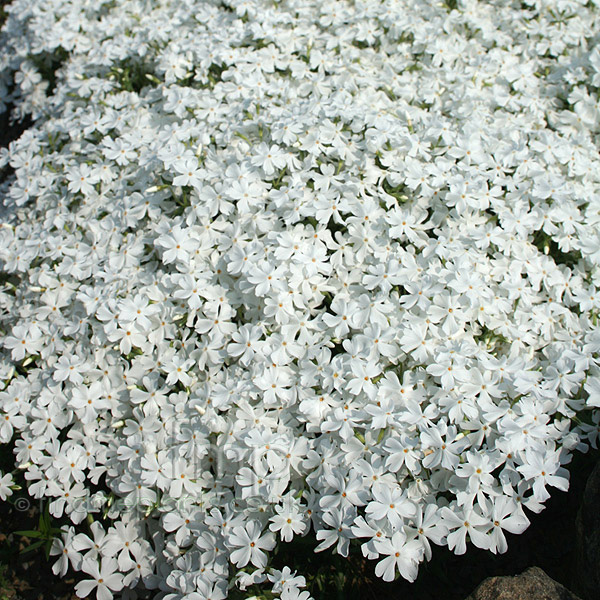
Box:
0, 111, 32, 151
0, 502, 83, 600
0, 440, 85, 600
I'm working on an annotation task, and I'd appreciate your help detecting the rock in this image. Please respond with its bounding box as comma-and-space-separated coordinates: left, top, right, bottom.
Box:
575, 457, 600, 600
464, 566, 582, 600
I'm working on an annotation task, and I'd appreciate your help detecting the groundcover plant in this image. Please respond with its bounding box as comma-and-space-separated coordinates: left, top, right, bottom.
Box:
1, 0, 600, 597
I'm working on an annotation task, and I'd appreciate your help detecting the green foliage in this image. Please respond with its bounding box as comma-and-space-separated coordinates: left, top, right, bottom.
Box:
29, 48, 69, 96
108, 59, 157, 93
14, 504, 63, 560
381, 177, 410, 204
531, 230, 582, 267
0, 0, 11, 29
208, 62, 226, 85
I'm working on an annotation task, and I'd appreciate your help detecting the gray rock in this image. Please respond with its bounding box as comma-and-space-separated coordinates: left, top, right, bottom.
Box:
464, 566, 582, 600
575, 457, 600, 600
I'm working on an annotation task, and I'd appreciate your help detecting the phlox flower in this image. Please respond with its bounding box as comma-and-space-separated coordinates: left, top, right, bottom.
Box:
488, 496, 530, 554
269, 501, 308, 542
75, 557, 124, 600
172, 157, 205, 188
373, 530, 424, 582
72, 521, 110, 561
163, 354, 195, 386
3, 323, 43, 361
0, 471, 14, 501
52, 354, 88, 386
155, 226, 198, 264
50, 526, 83, 577
365, 483, 417, 530
442, 506, 491, 555
66, 163, 100, 196
584, 376, 600, 407
516, 449, 570, 501
346, 360, 380, 398
315, 508, 354, 557
228, 520, 276, 568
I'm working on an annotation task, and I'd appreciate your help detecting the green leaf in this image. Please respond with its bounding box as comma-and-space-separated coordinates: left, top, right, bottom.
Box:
20, 540, 45, 554
39, 513, 49, 533
44, 538, 53, 559
14, 530, 42, 538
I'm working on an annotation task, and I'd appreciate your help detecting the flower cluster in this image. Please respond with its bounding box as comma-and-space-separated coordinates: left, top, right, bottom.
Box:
1, 0, 600, 597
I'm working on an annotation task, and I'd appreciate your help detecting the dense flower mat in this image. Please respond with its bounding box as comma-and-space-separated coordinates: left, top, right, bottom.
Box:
1, 0, 600, 598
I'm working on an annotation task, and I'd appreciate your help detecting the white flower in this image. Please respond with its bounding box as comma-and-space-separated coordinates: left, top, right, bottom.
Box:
172, 157, 205, 189
251, 143, 287, 176
442, 506, 491, 555
163, 354, 195, 386
268, 565, 307, 595
66, 163, 100, 196
155, 226, 198, 264
516, 449, 570, 501
0, 471, 14, 501
52, 354, 88, 386
75, 557, 123, 600
373, 530, 424, 582
488, 496, 530, 554
269, 500, 308, 542
228, 520, 276, 569
585, 376, 600, 408
103, 520, 142, 572
3, 323, 43, 361
365, 483, 416, 530
314, 509, 354, 558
